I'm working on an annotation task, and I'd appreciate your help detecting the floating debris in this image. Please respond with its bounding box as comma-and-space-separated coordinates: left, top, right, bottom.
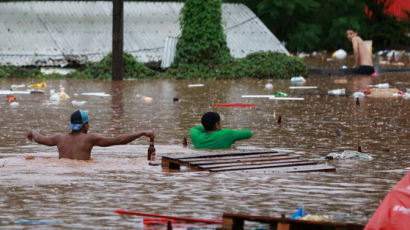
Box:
300, 214, 333, 222
71, 100, 86, 106
368, 83, 389, 88
325, 150, 373, 160
81, 92, 110, 97
242, 95, 275, 98
290, 76, 306, 83
402, 93, 410, 99
265, 83, 273, 89
352, 92, 365, 98
9, 101, 19, 107
188, 84, 204, 88
289, 86, 317, 89
332, 49, 347, 59
214, 103, 257, 107
13, 219, 64, 225
28, 81, 46, 88
142, 96, 153, 103
6, 95, 16, 103
10, 84, 25, 89
40, 67, 75, 75
275, 91, 288, 97
336, 128, 342, 137
368, 88, 401, 98
328, 88, 346, 96
30, 90, 44, 94
269, 96, 304, 101
0, 90, 30, 95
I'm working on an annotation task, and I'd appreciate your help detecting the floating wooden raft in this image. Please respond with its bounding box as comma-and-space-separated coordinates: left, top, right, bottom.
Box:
161, 150, 335, 173
222, 213, 364, 230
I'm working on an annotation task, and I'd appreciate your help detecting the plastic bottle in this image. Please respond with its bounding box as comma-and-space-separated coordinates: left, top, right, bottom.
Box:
183, 137, 188, 147
290, 76, 306, 83
373, 83, 389, 88
265, 83, 273, 89
275, 91, 288, 97
328, 88, 346, 96
147, 137, 156, 161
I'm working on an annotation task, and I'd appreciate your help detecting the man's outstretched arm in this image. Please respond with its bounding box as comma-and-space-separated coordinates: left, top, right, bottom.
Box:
27, 130, 61, 146
90, 131, 155, 147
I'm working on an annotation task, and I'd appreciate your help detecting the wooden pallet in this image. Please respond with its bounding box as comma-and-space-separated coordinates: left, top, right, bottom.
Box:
161, 150, 335, 173
222, 213, 364, 230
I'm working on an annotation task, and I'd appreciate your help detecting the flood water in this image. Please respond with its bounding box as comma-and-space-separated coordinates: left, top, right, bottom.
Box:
0, 73, 409, 229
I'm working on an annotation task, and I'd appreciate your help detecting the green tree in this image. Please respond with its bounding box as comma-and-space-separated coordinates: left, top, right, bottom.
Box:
173, 0, 232, 67
363, 0, 410, 48
253, 0, 409, 52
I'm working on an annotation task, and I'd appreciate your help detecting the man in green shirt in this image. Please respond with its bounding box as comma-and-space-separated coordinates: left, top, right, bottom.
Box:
190, 112, 253, 149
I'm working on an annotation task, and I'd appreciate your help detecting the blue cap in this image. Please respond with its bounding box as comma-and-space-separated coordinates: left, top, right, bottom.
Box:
69, 110, 89, 130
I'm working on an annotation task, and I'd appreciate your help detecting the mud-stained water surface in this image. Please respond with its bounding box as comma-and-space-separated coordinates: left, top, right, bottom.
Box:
0, 73, 409, 229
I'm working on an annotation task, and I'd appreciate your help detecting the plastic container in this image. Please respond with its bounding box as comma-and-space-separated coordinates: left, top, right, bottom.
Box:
352, 92, 365, 98
328, 88, 346, 96
332, 49, 347, 59
290, 76, 306, 83
373, 83, 389, 88
275, 91, 288, 97
364, 40, 372, 55
265, 83, 273, 89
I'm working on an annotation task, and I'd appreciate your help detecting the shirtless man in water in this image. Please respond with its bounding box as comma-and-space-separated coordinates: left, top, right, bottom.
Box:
27, 110, 154, 160
346, 27, 374, 75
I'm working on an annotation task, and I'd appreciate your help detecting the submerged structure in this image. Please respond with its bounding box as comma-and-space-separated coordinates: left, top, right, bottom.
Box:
0, 1, 288, 67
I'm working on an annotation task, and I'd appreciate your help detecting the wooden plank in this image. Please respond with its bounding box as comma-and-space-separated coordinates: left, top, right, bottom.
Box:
179, 152, 289, 162
169, 149, 279, 160
241, 164, 336, 173
222, 213, 364, 230
198, 159, 308, 169
222, 216, 244, 230
208, 161, 316, 172
277, 222, 290, 230
162, 156, 187, 170
234, 164, 335, 173
185, 154, 297, 165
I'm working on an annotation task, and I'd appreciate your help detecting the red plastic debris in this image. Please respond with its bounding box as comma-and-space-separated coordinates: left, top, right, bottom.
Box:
214, 103, 257, 107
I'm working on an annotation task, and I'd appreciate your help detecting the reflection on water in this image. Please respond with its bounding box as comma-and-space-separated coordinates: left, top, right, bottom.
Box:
0, 74, 409, 228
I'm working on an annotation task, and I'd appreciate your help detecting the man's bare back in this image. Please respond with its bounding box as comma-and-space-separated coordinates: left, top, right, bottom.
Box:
27, 110, 154, 160
351, 36, 373, 67
346, 27, 374, 75
56, 133, 94, 160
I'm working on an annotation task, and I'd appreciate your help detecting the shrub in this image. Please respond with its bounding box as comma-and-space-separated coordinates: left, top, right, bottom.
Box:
166, 51, 307, 79
67, 52, 156, 79
0, 66, 42, 78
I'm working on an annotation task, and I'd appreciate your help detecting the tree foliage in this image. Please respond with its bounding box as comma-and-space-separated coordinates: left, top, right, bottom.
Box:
232, 0, 409, 52
67, 52, 156, 79
173, 0, 232, 67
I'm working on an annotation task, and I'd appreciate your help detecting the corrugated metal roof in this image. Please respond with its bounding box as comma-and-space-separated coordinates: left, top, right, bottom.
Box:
0, 2, 288, 66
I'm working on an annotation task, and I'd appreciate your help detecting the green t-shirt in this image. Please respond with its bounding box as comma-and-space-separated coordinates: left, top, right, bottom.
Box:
189, 126, 253, 149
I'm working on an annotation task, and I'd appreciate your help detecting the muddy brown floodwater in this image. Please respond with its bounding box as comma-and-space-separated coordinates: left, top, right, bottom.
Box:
0, 72, 409, 229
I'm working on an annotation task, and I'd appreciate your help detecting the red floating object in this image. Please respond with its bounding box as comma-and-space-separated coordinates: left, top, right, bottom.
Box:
363, 89, 372, 94
214, 103, 257, 107
6, 95, 17, 103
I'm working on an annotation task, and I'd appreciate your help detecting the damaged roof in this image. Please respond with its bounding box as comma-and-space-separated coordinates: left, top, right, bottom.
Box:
0, 1, 289, 67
